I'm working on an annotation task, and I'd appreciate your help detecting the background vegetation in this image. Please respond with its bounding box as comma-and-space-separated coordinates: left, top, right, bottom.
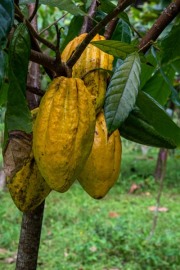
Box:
0, 140, 180, 270
0, 0, 180, 269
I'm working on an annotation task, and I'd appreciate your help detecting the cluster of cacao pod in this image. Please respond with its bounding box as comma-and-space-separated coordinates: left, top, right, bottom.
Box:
5, 33, 122, 212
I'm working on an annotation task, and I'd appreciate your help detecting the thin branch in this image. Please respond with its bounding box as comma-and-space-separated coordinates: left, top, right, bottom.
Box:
104, 0, 121, 40
80, 0, 100, 34
39, 13, 68, 35
30, 50, 68, 77
139, 1, 180, 53
67, 0, 135, 69
55, 24, 61, 64
15, 4, 56, 51
104, 17, 119, 40
30, 50, 55, 71
27, 85, 44, 97
28, 0, 39, 22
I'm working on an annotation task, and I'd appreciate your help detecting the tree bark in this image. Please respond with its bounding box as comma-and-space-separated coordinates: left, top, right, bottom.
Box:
16, 202, 45, 270
16, 4, 45, 270
154, 148, 168, 181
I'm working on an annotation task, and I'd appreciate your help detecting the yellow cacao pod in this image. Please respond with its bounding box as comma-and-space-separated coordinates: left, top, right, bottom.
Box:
6, 153, 51, 212
78, 111, 122, 199
61, 33, 114, 114
33, 76, 96, 192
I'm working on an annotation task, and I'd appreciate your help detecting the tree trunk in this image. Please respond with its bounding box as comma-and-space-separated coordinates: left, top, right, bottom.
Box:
16, 202, 45, 270
16, 4, 44, 270
154, 148, 168, 181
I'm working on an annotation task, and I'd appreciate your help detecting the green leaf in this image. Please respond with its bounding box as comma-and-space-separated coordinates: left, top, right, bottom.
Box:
0, 0, 14, 48
0, 51, 5, 89
161, 23, 180, 66
91, 40, 136, 59
120, 107, 176, 149
104, 52, 141, 133
111, 19, 131, 44
0, 51, 8, 106
20, 0, 86, 16
136, 91, 180, 148
141, 69, 172, 105
98, 0, 131, 26
6, 23, 32, 133
0, 81, 8, 107
144, 46, 180, 106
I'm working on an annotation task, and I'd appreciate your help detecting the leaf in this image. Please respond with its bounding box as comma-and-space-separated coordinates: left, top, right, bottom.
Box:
141, 69, 172, 105
136, 91, 180, 148
91, 40, 136, 59
5, 23, 32, 134
161, 23, 180, 66
0, 0, 14, 48
140, 55, 156, 90
98, 0, 131, 26
146, 46, 180, 106
120, 107, 176, 149
111, 19, 131, 44
104, 52, 141, 133
0, 51, 5, 89
20, 0, 86, 16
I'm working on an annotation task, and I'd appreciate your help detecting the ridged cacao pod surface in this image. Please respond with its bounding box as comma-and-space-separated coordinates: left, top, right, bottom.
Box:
61, 33, 114, 114
6, 153, 51, 212
78, 111, 122, 199
4, 109, 50, 213
33, 76, 96, 192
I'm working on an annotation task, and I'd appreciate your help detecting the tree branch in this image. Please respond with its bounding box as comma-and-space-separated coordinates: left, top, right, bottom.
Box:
30, 50, 67, 77
67, 0, 135, 68
139, 1, 180, 53
28, 0, 39, 22
27, 85, 44, 97
104, 0, 121, 40
15, 4, 57, 51
80, 0, 100, 34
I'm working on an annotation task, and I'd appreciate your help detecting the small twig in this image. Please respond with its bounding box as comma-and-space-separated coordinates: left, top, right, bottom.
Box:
80, 0, 100, 34
131, 25, 143, 38
39, 13, 68, 35
139, 0, 180, 53
28, 0, 39, 22
67, 0, 135, 68
55, 24, 61, 63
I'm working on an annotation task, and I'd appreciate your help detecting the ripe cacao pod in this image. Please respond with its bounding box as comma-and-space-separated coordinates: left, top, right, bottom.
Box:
33, 76, 96, 192
77, 111, 122, 199
61, 33, 114, 114
4, 109, 51, 212
6, 153, 51, 212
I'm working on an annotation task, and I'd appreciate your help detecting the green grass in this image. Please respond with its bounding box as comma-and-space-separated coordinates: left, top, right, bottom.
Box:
0, 141, 180, 270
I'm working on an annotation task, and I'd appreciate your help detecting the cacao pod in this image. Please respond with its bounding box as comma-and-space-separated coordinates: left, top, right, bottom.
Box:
6, 153, 51, 212
4, 109, 51, 212
61, 33, 114, 114
78, 111, 122, 199
33, 76, 96, 192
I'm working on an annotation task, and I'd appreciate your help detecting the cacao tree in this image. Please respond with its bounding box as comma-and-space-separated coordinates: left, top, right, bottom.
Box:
0, 0, 180, 269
